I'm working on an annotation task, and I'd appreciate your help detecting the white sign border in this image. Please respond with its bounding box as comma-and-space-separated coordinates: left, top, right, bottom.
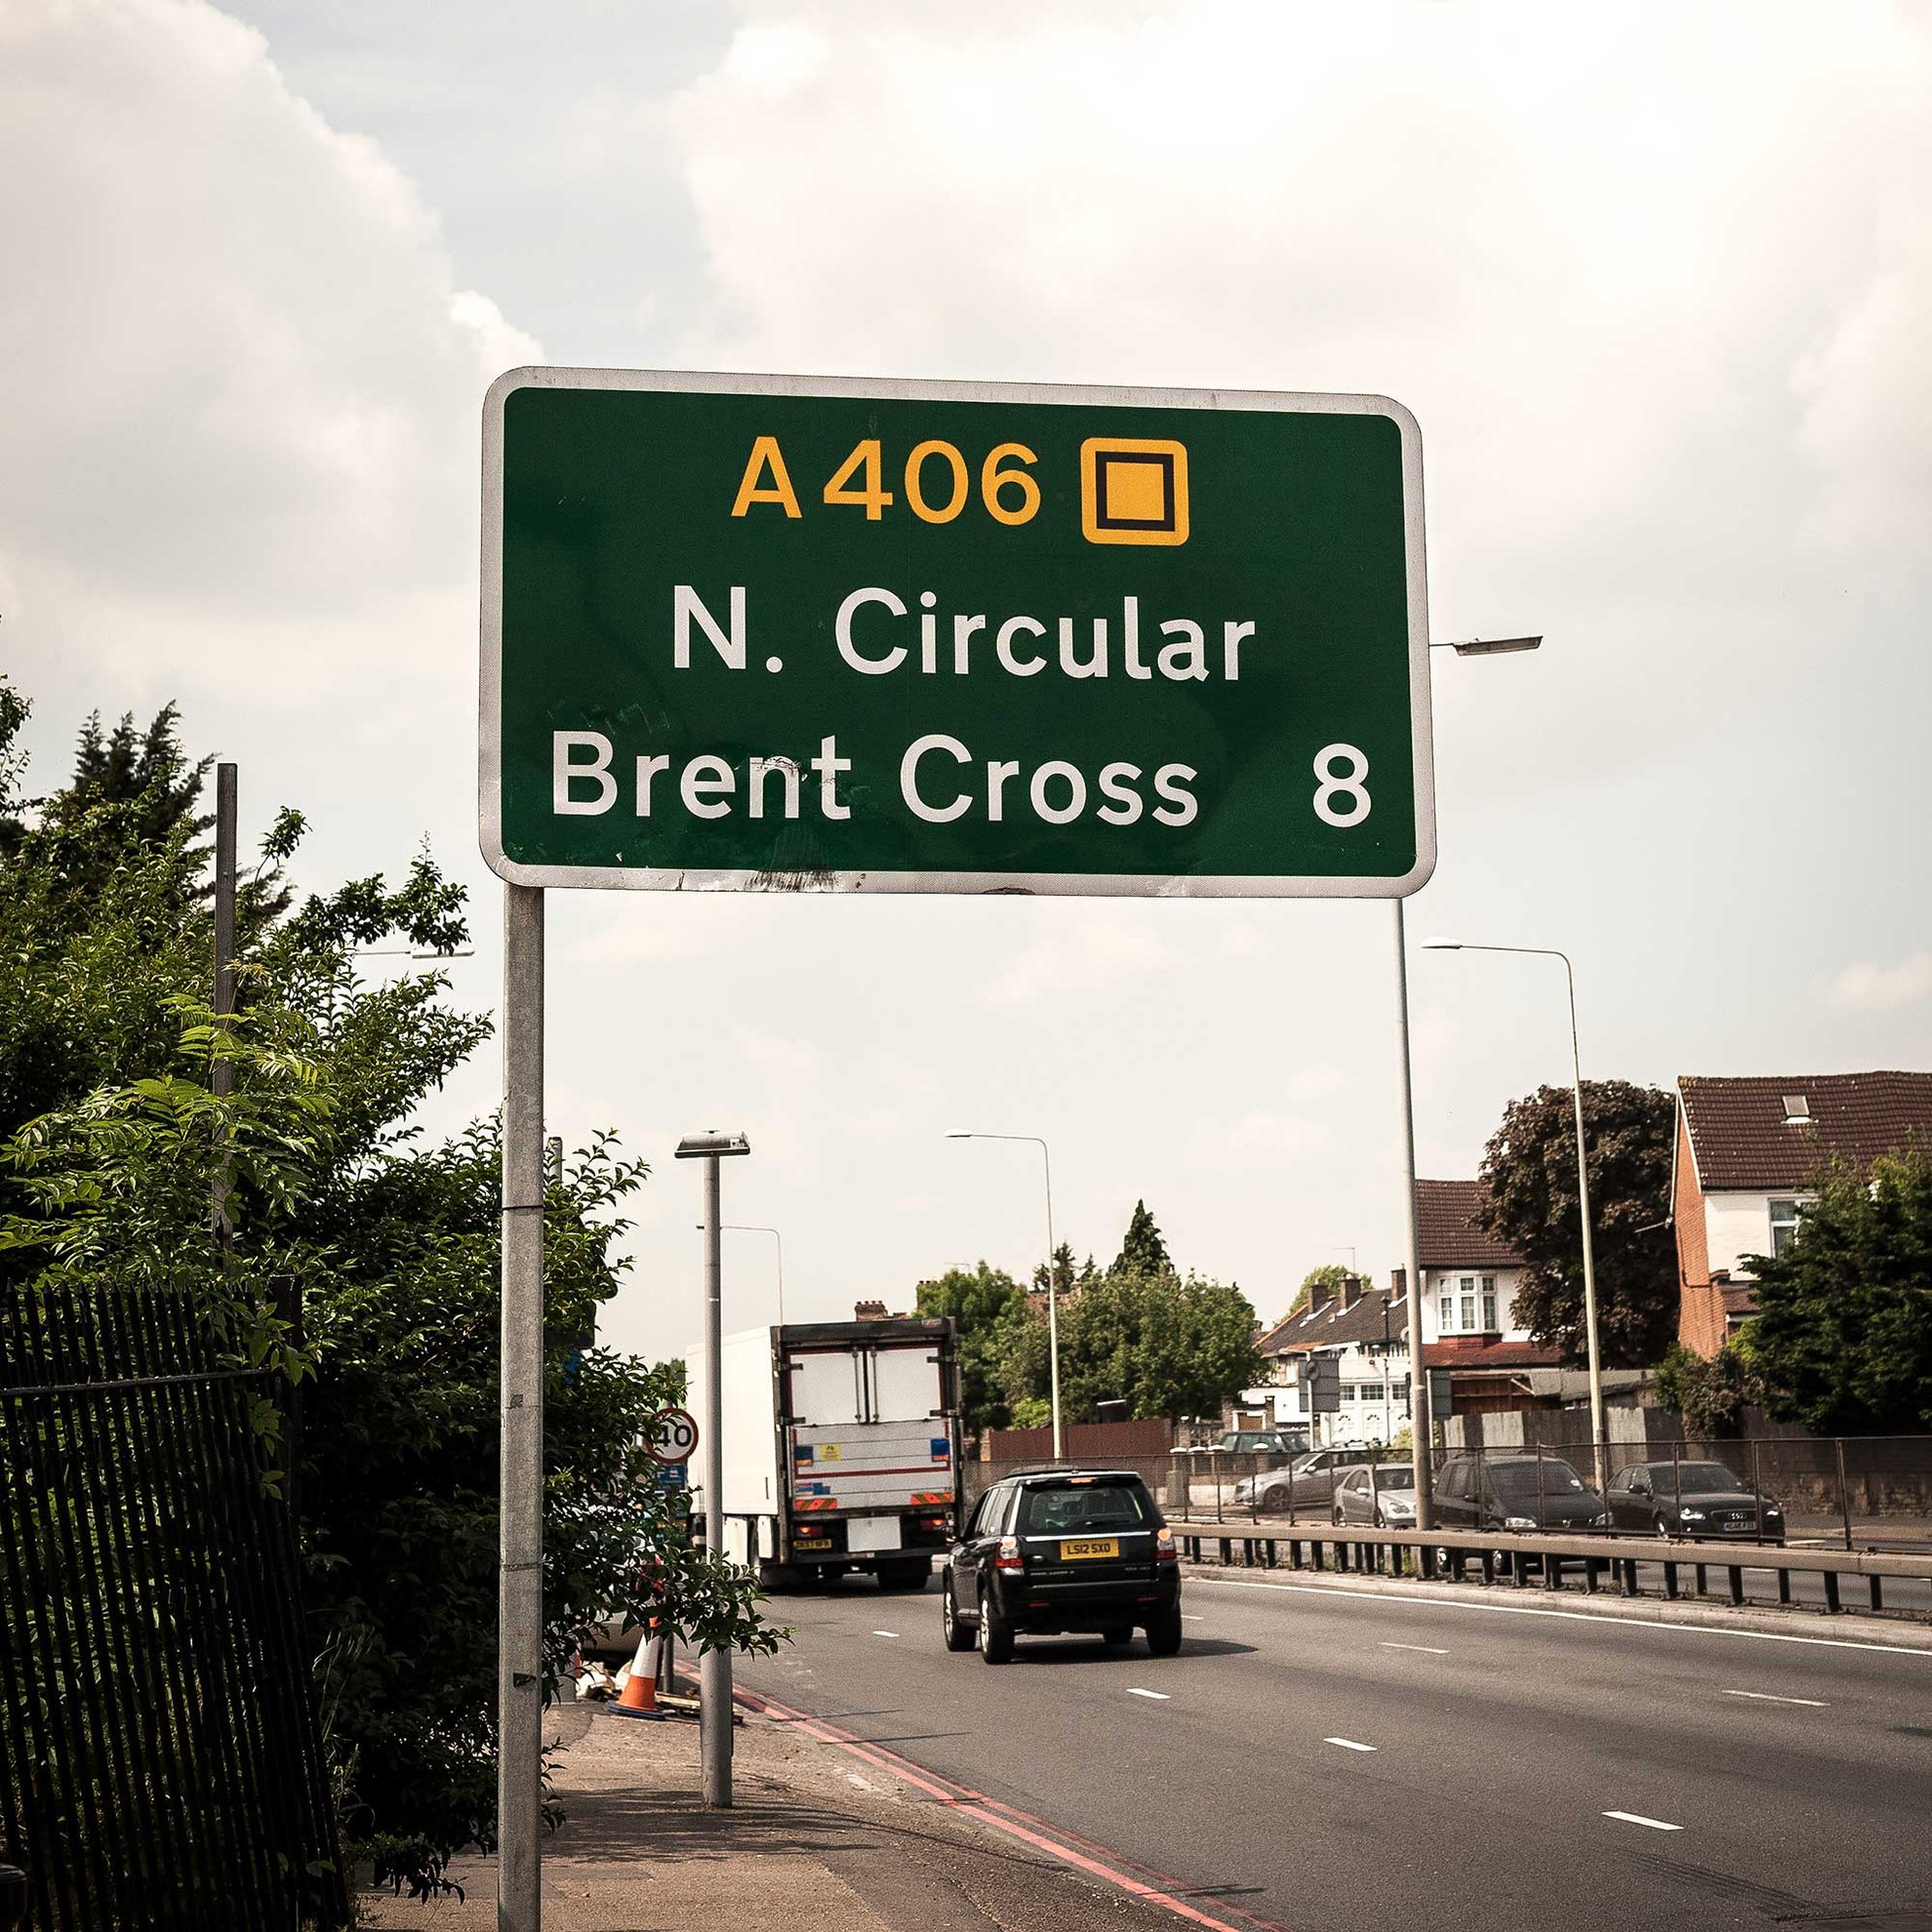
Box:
480, 367, 1434, 900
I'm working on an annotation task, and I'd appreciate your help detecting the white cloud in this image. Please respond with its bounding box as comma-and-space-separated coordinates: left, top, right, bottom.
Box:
1827, 953, 1932, 1011
0, 0, 538, 710
981, 907, 1170, 1004
1185, 1108, 1332, 1175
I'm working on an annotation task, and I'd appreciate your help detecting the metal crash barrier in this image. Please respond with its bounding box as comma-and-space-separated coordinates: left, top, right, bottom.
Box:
1168, 1520, 1932, 1619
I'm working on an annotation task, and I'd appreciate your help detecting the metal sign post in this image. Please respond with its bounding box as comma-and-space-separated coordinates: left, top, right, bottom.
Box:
498, 882, 545, 1932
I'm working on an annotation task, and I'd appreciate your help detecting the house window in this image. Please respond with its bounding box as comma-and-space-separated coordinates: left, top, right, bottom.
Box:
1770, 1199, 1802, 1255
1481, 1276, 1498, 1331
1460, 1276, 1476, 1330
1438, 1290, 1454, 1331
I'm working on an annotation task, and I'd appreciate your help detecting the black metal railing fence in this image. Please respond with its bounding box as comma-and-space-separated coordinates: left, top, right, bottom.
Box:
0, 1280, 345, 1931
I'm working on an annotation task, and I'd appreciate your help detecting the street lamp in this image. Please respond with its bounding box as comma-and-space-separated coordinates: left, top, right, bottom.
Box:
1430, 635, 1543, 657
1392, 633, 1543, 1531
1419, 939, 1607, 1496
673, 1129, 749, 1810
945, 1129, 1062, 1458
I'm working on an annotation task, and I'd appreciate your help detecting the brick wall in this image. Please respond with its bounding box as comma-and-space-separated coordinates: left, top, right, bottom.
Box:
1673, 1107, 1727, 1357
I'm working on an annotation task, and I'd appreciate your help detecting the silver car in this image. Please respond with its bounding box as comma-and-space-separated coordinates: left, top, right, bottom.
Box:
1331, 1464, 1417, 1528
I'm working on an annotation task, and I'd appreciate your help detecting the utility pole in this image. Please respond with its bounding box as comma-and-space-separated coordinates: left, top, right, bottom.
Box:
499, 884, 545, 1932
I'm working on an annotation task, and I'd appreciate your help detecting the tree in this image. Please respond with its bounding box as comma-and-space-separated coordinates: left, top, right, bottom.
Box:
913, 1261, 1026, 1432
1113, 1198, 1173, 1278
1655, 1340, 1757, 1437
1743, 1150, 1932, 1435
1050, 1271, 1263, 1421
1030, 1239, 1078, 1296
1284, 1261, 1351, 1320
1475, 1081, 1677, 1366
0, 680, 784, 1897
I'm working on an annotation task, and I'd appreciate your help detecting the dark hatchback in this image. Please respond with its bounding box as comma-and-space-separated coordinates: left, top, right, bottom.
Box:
941, 1469, 1182, 1664
1432, 1453, 1612, 1534
1605, 1461, 1788, 1543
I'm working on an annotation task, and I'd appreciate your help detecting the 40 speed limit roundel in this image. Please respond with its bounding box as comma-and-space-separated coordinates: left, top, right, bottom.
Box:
647, 1407, 699, 1466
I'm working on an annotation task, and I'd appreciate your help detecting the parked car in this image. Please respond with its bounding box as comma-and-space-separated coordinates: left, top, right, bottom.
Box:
941, 1469, 1182, 1664
1431, 1453, 1612, 1535
1604, 1461, 1787, 1543
1332, 1464, 1418, 1528
1184, 1429, 1306, 1459
1232, 1445, 1386, 1514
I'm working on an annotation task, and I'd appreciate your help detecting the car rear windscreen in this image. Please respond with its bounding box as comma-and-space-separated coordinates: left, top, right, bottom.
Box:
1020, 1482, 1152, 1535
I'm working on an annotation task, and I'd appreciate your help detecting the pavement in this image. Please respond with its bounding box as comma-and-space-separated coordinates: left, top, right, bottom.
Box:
730, 1564, 1932, 1932
356, 1694, 1195, 1931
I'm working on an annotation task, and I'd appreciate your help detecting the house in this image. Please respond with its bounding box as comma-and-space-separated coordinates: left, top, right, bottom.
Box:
1413, 1178, 1565, 1416
1247, 1274, 1414, 1446
1673, 1071, 1932, 1357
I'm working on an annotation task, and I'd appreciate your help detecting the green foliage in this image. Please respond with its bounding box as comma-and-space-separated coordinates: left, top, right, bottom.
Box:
1743, 1150, 1932, 1435
1285, 1261, 1351, 1320
0, 680, 785, 1899
1655, 1340, 1757, 1437
977, 1202, 1263, 1425
1112, 1199, 1172, 1277
913, 1261, 1026, 1431
1475, 1080, 1677, 1366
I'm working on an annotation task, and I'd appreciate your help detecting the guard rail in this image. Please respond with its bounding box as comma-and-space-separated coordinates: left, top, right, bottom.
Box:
1168, 1519, 1932, 1619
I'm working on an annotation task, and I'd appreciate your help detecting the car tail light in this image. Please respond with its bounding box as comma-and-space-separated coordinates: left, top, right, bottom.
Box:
995, 1535, 1025, 1572
1155, 1527, 1178, 1563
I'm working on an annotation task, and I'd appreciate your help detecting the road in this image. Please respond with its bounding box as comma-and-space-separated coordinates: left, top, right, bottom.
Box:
734, 1567, 1932, 1932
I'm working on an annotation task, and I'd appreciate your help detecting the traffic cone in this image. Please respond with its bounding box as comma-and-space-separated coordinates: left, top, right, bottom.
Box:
610, 1622, 665, 1720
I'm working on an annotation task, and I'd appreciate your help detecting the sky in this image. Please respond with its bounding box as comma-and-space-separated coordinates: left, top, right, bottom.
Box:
4, 0, 1929, 1363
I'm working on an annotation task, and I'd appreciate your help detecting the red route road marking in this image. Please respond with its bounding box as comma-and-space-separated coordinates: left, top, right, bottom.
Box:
724, 1677, 1294, 1932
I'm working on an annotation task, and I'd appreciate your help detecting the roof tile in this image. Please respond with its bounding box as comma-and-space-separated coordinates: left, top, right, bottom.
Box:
1679, 1071, 1932, 1191
1416, 1179, 1523, 1269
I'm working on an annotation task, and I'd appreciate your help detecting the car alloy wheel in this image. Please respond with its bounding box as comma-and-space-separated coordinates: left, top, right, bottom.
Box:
941, 1575, 975, 1652
977, 1582, 1013, 1664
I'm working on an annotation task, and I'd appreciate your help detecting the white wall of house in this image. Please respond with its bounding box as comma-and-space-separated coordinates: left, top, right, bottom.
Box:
1420, 1267, 1528, 1344
1702, 1189, 1810, 1279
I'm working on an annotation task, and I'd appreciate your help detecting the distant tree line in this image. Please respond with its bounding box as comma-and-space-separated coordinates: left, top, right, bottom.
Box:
913, 1199, 1263, 1432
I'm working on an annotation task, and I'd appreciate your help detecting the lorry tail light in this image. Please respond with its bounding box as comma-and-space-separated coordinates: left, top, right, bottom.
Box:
1155, 1527, 1178, 1563
995, 1535, 1025, 1573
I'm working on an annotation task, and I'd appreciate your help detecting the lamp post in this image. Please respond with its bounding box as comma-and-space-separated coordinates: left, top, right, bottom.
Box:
1419, 940, 1607, 1495
946, 1130, 1061, 1458
1391, 632, 1544, 1529
674, 1130, 750, 1809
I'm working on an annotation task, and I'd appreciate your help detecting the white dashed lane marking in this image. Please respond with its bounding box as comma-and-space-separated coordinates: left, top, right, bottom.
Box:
1380, 1641, 1449, 1655
1325, 1737, 1377, 1751
1719, 1689, 1827, 1708
1126, 1688, 1171, 1701
870, 1630, 899, 1639
1604, 1811, 1683, 1831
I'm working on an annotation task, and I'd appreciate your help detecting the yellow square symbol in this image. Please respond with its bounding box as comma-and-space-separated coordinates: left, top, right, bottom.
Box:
1081, 437, 1188, 546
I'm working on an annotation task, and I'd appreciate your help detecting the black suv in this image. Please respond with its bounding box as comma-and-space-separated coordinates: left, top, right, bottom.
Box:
941, 1469, 1182, 1664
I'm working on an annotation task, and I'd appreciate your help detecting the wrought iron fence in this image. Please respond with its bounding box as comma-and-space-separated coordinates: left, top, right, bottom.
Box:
0, 1281, 346, 1931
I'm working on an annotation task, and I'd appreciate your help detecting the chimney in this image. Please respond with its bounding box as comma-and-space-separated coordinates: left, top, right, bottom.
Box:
854, 1299, 889, 1321
1309, 1279, 1335, 1314
1389, 1268, 1406, 1297
1341, 1275, 1363, 1310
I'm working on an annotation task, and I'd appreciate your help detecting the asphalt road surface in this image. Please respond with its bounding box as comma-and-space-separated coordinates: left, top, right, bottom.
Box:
734, 1568, 1932, 1932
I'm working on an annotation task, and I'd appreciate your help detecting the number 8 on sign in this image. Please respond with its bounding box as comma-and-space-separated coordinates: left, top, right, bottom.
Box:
1312, 744, 1371, 827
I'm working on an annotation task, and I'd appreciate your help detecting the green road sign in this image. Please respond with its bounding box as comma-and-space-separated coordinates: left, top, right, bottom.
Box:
481, 371, 1432, 898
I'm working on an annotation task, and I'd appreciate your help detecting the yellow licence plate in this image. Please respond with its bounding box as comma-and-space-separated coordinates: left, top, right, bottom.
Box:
1060, 1537, 1120, 1560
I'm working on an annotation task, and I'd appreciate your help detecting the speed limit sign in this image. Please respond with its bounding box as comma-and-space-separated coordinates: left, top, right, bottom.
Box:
648, 1407, 699, 1466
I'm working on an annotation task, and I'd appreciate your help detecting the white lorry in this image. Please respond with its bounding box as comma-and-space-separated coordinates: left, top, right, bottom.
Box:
695, 1316, 961, 1590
